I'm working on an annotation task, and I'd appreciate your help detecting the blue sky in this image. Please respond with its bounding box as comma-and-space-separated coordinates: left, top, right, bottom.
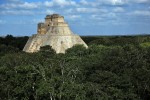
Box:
0, 0, 150, 36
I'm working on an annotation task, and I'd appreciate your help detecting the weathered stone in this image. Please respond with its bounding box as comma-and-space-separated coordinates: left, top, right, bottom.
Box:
23, 14, 88, 53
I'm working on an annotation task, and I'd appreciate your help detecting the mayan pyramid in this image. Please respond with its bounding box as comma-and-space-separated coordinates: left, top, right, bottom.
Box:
23, 14, 88, 53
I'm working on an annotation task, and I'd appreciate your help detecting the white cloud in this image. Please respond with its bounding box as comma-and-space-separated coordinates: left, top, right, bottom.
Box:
103, 12, 117, 18
7, 0, 20, 1
45, 9, 55, 15
76, 7, 107, 13
68, 15, 81, 19
0, 20, 6, 24
0, 2, 40, 9
91, 15, 104, 20
133, 10, 150, 16
80, 0, 89, 5
65, 8, 74, 13
90, 0, 150, 6
107, 0, 125, 5
0, 10, 34, 15
6, 0, 22, 3
95, 0, 126, 5
44, 0, 77, 7
132, 0, 150, 3
125, 0, 150, 4
109, 0, 150, 4
55, 0, 77, 6
44, 1, 54, 7
32, 19, 44, 24
91, 12, 117, 20
19, 2, 39, 9
76, 8, 97, 13
113, 7, 125, 13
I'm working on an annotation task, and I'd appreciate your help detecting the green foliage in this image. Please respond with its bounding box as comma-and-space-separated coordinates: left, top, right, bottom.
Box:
40, 45, 55, 53
0, 35, 150, 99
0, 44, 19, 58
86, 36, 150, 46
66, 45, 87, 57
0, 35, 28, 50
39, 45, 56, 57
140, 42, 150, 48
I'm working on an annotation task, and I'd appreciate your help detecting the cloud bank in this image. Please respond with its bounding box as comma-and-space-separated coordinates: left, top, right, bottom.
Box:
0, 0, 150, 35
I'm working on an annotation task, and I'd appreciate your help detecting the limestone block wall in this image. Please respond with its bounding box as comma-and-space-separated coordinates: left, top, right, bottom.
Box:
41, 35, 88, 53
23, 35, 42, 52
23, 34, 88, 53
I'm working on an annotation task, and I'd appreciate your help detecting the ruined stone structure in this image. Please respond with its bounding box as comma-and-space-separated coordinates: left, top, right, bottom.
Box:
23, 14, 88, 53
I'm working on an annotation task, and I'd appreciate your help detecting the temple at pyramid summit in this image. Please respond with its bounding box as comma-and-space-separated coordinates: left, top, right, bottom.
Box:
23, 14, 88, 53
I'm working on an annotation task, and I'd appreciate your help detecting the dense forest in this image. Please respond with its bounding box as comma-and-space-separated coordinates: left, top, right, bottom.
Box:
0, 35, 150, 100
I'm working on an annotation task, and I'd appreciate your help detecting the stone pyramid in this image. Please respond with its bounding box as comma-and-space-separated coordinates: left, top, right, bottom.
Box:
23, 14, 88, 53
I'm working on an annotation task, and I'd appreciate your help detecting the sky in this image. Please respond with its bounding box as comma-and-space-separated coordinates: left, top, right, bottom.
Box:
0, 0, 150, 36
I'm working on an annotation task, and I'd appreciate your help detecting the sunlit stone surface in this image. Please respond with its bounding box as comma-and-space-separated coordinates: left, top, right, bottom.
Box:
23, 14, 88, 53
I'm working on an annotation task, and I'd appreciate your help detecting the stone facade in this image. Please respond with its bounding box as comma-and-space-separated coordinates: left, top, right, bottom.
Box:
23, 14, 88, 53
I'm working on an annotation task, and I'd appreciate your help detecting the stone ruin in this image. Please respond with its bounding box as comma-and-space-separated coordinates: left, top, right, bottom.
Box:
23, 14, 88, 53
